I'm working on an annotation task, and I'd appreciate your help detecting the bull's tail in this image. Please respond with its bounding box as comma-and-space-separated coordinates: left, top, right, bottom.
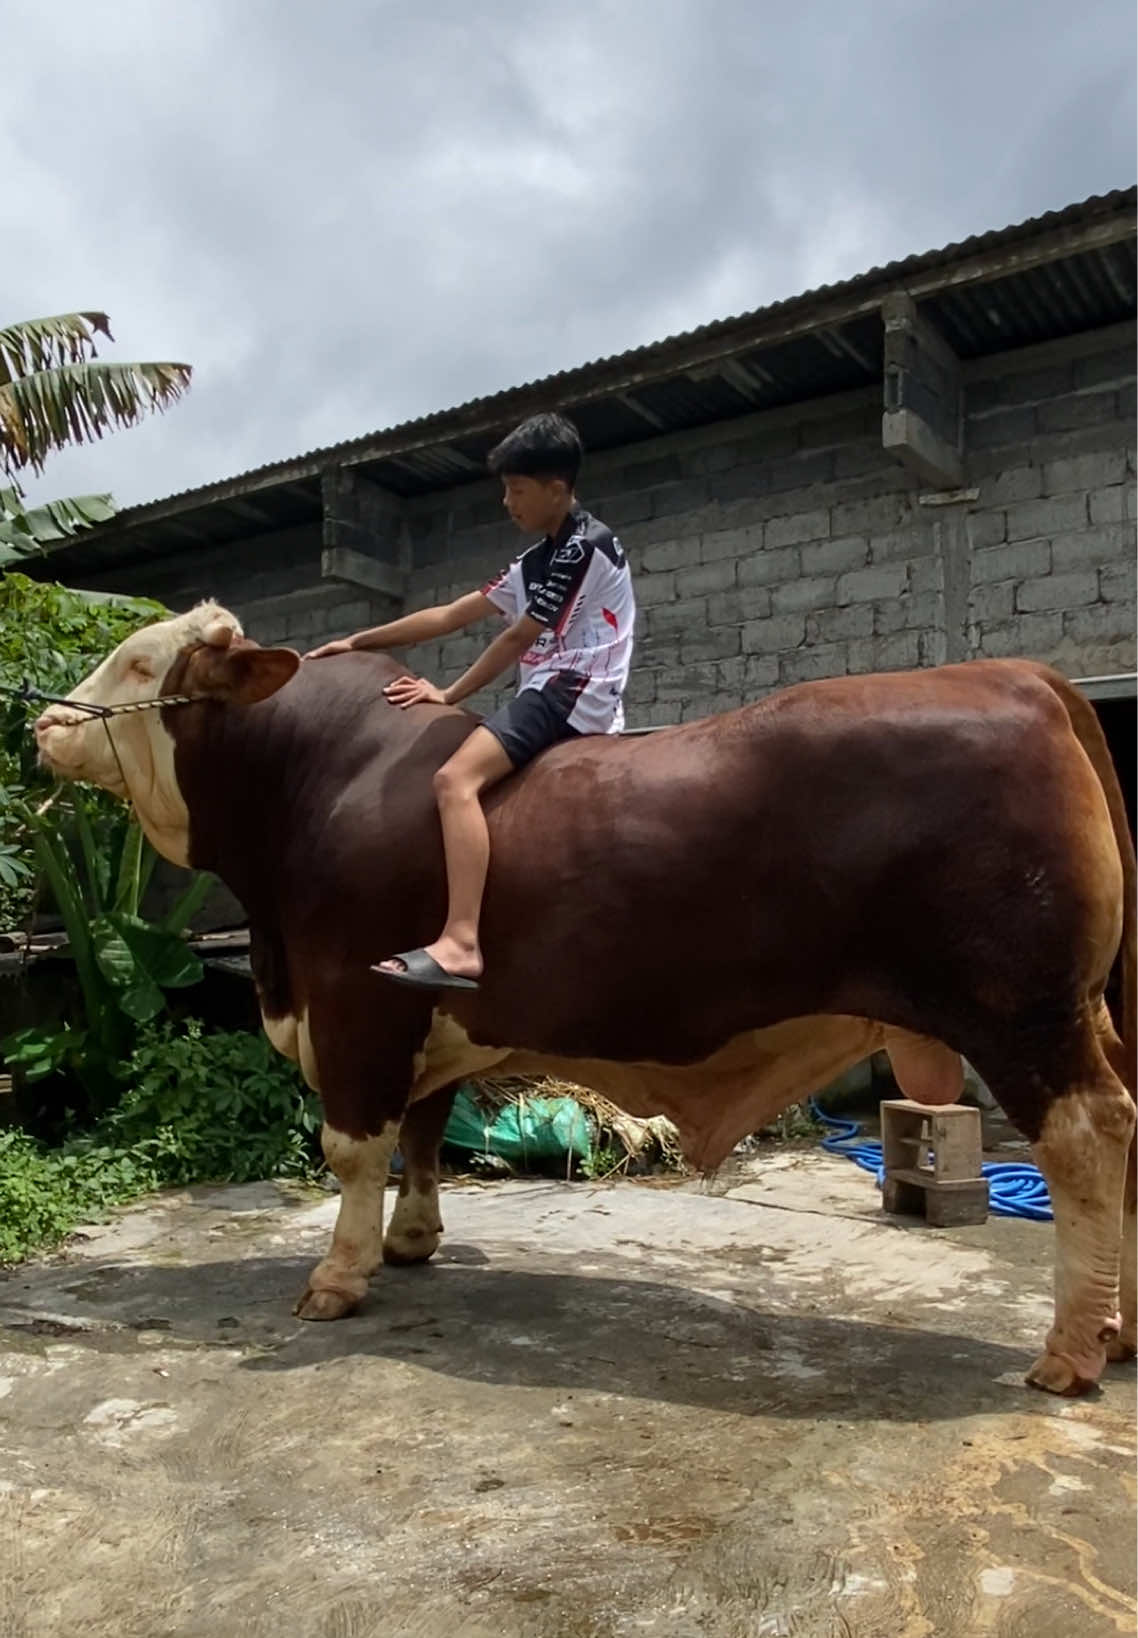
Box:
1037, 666, 1135, 1080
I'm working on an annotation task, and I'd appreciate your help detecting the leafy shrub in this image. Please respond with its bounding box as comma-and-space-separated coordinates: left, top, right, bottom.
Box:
101, 1020, 323, 1187
1, 809, 212, 1113
0, 1020, 325, 1264
0, 1127, 162, 1264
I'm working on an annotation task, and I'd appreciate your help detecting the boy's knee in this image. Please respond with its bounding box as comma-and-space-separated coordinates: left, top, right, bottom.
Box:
433, 762, 469, 804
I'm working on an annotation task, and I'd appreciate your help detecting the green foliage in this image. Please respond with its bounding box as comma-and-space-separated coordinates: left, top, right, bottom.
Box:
579, 1144, 626, 1180
2, 794, 212, 1108
0, 571, 167, 777
0, 835, 33, 891
101, 1020, 322, 1185
0, 309, 190, 563
0, 1020, 324, 1265
0, 1127, 163, 1265
0, 486, 118, 564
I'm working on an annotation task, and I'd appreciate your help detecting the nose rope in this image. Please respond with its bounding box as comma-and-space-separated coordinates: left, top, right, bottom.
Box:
0, 681, 201, 803
0, 682, 198, 719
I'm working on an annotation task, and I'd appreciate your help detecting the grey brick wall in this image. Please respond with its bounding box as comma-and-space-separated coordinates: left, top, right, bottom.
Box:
962, 328, 1136, 677
73, 322, 1135, 726
402, 322, 1134, 723
79, 519, 403, 655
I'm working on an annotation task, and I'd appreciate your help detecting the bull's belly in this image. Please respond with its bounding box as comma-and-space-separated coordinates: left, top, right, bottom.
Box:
409, 1011, 963, 1171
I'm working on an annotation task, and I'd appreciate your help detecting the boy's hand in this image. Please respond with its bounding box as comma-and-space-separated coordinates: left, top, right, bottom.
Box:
302, 638, 355, 661
384, 675, 447, 709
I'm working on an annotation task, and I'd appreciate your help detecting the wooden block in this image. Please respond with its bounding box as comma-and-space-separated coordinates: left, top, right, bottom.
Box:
930, 1107, 983, 1182
925, 1178, 990, 1227
880, 1098, 988, 1225
880, 1102, 929, 1173
882, 1176, 926, 1217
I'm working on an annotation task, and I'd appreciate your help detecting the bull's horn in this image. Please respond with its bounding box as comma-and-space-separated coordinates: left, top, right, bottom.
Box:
203, 619, 236, 649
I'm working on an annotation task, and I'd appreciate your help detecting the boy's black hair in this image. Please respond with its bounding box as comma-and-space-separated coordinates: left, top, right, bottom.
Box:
487, 412, 583, 487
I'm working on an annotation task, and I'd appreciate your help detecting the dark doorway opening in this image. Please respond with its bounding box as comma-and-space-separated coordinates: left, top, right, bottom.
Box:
1091, 692, 1136, 842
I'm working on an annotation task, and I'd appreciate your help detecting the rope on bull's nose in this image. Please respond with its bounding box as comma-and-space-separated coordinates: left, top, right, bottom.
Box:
807, 1099, 1053, 1221
5, 679, 199, 797
101, 713, 130, 796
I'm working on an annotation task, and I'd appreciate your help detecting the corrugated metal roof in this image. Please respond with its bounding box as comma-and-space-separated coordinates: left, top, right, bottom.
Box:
33, 185, 1137, 571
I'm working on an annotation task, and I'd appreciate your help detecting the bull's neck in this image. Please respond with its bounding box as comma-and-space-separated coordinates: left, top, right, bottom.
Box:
169, 698, 316, 913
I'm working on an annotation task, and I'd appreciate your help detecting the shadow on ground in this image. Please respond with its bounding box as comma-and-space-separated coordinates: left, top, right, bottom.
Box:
4, 1246, 1117, 1427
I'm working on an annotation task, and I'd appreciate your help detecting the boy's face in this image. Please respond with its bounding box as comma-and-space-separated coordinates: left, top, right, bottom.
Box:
501, 474, 572, 535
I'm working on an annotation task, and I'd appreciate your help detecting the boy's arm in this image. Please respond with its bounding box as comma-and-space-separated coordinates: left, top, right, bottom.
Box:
384, 615, 542, 709
302, 591, 493, 660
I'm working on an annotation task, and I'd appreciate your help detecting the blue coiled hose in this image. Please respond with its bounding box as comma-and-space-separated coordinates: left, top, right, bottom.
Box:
807, 1099, 1053, 1222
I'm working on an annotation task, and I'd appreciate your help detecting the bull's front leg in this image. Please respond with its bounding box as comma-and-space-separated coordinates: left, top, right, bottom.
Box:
384, 1084, 460, 1265
295, 1120, 401, 1320
292, 988, 432, 1321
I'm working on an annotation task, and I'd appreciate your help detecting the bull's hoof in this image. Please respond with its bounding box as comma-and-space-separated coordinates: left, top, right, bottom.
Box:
383, 1228, 442, 1266
293, 1284, 360, 1321
1025, 1349, 1103, 1396
1105, 1328, 1137, 1364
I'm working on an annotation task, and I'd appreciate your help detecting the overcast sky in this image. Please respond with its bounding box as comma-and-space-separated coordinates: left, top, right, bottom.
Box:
5, 0, 1135, 512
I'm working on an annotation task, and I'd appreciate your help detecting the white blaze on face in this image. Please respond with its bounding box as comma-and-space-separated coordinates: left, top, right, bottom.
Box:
33, 600, 244, 866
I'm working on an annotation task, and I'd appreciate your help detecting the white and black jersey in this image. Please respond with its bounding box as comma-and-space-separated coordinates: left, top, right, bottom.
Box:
482, 507, 636, 735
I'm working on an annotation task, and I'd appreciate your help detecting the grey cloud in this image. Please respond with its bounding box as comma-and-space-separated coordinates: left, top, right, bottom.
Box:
3, 0, 1133, 511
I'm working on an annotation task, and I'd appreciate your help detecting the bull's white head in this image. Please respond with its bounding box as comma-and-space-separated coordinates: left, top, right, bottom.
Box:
34, 600, 298, 865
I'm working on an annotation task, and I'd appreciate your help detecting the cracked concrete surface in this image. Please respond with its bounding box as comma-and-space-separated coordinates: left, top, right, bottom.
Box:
0, 1152, 1133, 1637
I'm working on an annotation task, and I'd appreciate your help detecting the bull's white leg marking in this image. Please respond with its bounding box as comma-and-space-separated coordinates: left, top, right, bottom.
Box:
411, 1007, 510, 1100
295, 1121, 399, 1321
296, 1008, 320, 1094
1027, 1081, 1136, 1395
384, 1180, 444, 1265
1109, 1133, 1137, 1361
261, 1010, 300, 1064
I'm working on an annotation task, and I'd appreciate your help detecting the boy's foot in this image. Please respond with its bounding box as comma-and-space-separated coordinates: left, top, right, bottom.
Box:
372, 947, 480, 991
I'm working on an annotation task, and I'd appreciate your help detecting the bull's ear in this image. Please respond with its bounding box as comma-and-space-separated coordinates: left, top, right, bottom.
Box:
189, 642, 300, 705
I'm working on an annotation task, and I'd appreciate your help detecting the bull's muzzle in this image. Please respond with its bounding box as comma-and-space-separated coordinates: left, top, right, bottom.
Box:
34, 709, 90, 773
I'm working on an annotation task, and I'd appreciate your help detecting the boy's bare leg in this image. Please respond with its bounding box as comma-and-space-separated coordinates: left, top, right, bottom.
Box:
378, 728, 514, 982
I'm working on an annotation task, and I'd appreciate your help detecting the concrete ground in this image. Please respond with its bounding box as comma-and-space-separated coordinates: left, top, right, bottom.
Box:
0, 1153, 1133, 1638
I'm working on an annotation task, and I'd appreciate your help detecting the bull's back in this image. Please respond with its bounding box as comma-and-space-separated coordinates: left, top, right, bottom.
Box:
470, 660, 1117, 1059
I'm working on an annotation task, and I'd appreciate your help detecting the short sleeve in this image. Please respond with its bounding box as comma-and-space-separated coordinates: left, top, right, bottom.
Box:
525, 537, 594, 628
481, 567, 518, 618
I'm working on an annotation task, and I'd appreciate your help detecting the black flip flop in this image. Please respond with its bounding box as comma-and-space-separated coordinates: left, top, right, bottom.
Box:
370, 948, 480, 991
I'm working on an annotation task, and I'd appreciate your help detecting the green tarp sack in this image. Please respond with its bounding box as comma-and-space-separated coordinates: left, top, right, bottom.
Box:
444, 1086, 594, 1168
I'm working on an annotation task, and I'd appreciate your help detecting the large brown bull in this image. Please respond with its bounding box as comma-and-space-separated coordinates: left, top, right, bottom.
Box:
34, 601, 1135, 1395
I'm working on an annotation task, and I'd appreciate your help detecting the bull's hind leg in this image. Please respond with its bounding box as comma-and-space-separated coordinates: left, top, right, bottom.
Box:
1094, 1004, 1136, 1362
1108, 1130, 1137, 1361
1021, 1045, 1135, 1395
384, 1085, 458, 1266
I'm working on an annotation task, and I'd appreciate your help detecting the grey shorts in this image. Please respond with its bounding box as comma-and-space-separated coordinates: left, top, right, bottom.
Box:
482, 688, 581, 769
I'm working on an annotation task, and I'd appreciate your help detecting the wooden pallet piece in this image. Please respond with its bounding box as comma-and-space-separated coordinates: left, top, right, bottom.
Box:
880, 1098, 989, 1226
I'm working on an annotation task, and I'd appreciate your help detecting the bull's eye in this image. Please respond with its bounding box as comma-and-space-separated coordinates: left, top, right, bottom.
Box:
129, 659, 154, 680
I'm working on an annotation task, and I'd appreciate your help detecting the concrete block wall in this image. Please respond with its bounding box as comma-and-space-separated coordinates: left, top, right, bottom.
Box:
71, 323, 1134, 728
400, 395, 933, 723
400, 322, 1136, 725
961, 328, 1136, 677
81, 520, 404, 655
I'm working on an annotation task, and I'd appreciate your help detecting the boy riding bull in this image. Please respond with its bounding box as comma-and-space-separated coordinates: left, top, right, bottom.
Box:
304, 412, 636, 990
